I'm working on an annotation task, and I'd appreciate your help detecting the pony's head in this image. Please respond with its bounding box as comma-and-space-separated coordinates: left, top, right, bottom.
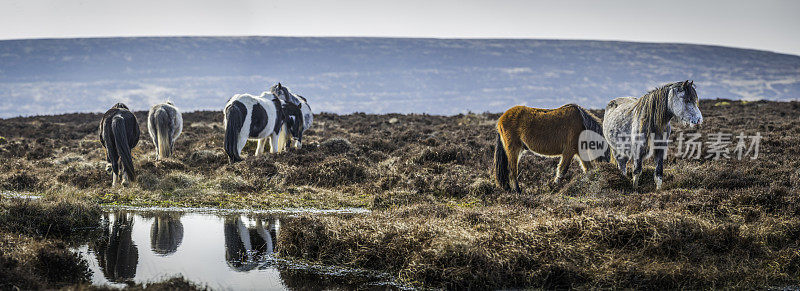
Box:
270, 83, 301, 105
282, 95, 313, 149
284, 102, 305, 147
667, 80, 703, 126
271, 83, 313, 149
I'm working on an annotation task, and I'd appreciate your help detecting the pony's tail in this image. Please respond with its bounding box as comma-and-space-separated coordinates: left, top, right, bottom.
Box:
112, 116, 135, 182
155, 108, 172, 159
493, 132, 510, 191
575, 105, 604, 135
224, 103, 245, 164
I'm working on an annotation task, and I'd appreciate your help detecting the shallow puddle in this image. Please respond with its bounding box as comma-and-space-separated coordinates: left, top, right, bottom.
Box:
72, 210, 397, 290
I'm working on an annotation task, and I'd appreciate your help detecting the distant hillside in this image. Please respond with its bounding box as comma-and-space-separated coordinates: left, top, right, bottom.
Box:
0, 36, 798, 117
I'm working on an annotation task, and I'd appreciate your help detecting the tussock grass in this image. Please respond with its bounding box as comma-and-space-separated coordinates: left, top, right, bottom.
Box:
1, 100, 799, 288
281, 203, 800, 289
0, 199, 101, 289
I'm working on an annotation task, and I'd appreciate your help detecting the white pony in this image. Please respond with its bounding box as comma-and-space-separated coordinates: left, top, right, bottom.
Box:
223, 92, 283, 163
147, 101, 183, 159
603, 80, 703, 190
269, 83, 313, 150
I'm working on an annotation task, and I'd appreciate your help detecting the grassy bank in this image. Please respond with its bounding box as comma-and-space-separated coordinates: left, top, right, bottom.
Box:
0, 198, 101, 289
2, 99, 800, 288
0, 198, 209, 290
281, 164, 800, 288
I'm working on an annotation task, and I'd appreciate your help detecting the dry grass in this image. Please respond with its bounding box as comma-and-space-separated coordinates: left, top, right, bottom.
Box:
0, 198, 101, 289
1, 100, 799, 288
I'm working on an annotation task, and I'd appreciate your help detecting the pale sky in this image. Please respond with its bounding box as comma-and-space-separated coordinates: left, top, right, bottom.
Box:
1, 0, 799, 56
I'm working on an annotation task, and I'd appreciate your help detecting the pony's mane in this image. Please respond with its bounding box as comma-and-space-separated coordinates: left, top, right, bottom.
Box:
270, 84, 301, 105
633, 81, 682, 135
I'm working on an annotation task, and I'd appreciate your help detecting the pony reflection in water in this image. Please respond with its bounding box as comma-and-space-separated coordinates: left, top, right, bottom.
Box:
493, 104, 609, 193
93, 212, 138, 282
149, 212, 184, 256
223, 216, 279, 271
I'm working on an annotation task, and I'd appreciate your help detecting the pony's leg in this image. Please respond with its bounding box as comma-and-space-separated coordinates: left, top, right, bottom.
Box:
277, 123, 289, 153
631, 147, 647, 189
614, 149, 628, 176
152, 136, 159, 160
653, 132, 669, 190
121, 170, 129, 187
505, 143, 522, 193
268, 134, 276, 153
554, 154, 572, 184
271, 133, 282, 154
578, 159, 592, 172
255, 138, 266, 156
653, 149, 665, 190
112, 172, 118, 187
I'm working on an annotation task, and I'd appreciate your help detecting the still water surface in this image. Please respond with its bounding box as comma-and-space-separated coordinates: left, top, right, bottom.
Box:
73, 210, 396, 290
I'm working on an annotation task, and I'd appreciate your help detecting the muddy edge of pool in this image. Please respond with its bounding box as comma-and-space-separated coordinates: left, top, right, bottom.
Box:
1, 100, 800, 289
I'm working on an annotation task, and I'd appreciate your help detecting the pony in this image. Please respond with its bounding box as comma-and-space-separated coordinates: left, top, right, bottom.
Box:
100, 103, 140, 187
223, 92, 282, 163
270, 83, 314, 150
603, 80, 703, 190
494, 104, 608, 193
147, 101, 183, 160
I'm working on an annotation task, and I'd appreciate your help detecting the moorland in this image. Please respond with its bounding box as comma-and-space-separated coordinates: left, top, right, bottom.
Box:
1, 99, 799, 289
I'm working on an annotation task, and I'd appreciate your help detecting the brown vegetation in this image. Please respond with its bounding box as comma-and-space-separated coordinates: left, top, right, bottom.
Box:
0, 198, 100, 289
1, 99, 799, 288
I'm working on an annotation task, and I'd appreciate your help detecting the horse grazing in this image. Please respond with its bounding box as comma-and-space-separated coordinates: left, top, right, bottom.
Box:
147, 101, 183, 159
494, 104, 608, 193
223, 92, 282, 163
100, 103, 140, 187
603, 80, 703, 190
269, 83, 314, 151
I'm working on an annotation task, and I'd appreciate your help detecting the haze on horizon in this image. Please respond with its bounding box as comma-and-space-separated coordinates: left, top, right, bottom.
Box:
1, 0, 799, 56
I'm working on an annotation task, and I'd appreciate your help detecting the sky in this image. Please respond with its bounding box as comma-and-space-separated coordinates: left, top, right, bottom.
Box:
1, 0, 799, 56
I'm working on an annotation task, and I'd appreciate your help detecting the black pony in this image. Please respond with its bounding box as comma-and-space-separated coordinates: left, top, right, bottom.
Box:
100, 103, 140, 186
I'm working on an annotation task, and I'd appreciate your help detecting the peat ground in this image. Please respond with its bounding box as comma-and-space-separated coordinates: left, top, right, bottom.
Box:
1, 99, 799, 288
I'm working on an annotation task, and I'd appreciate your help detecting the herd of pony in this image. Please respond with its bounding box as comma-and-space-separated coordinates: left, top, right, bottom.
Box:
99, 83, 313, 186
98, 80, 702, 192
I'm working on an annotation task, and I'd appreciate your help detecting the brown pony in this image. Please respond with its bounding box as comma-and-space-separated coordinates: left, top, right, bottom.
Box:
493, 104, 608, 193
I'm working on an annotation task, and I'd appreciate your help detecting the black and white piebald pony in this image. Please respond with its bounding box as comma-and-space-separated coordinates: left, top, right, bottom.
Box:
100, 103, 140, 187
223, 92, 283, 163
147, 101, 183, 159
269, 83, 314, 151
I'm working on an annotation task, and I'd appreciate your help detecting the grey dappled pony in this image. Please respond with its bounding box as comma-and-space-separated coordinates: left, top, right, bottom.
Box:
603, 81, 703, 190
